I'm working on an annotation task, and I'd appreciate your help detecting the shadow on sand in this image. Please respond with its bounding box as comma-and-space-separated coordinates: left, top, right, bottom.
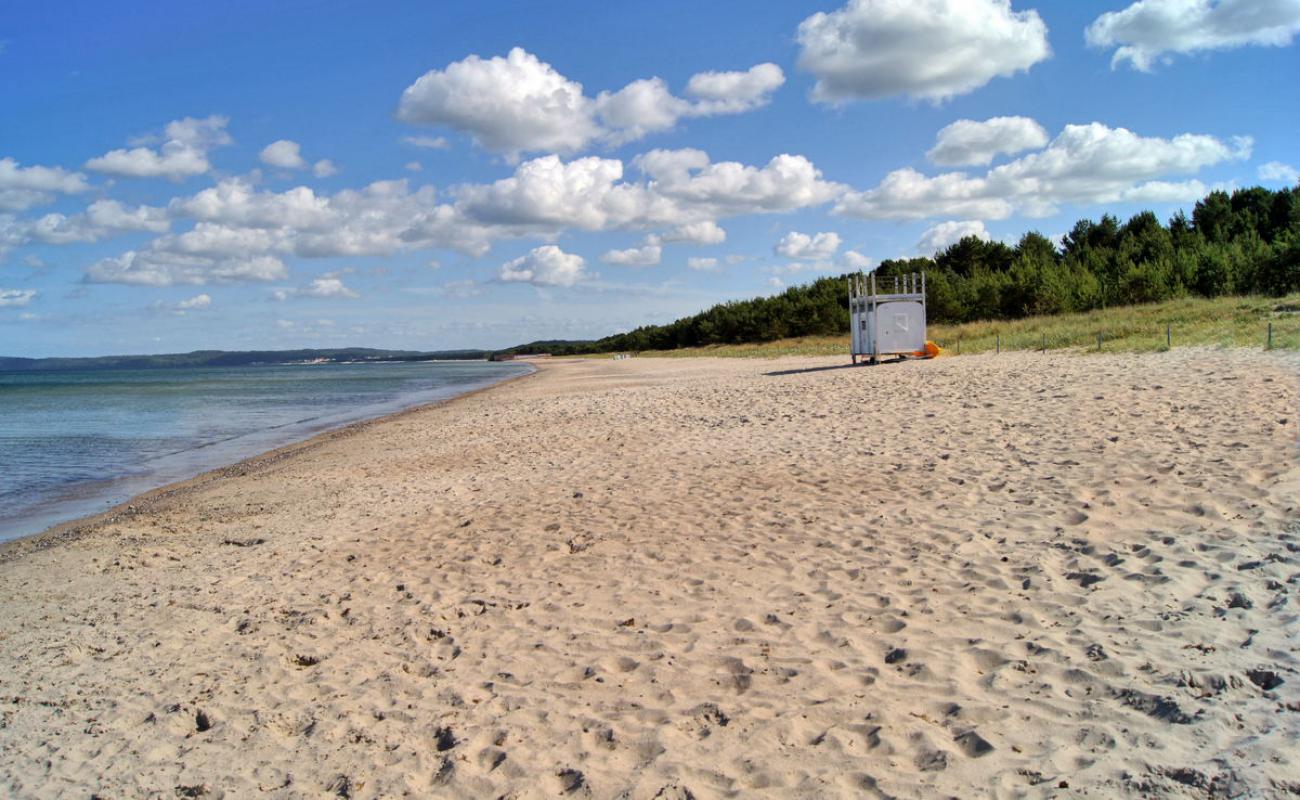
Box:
764, 357, 908, 377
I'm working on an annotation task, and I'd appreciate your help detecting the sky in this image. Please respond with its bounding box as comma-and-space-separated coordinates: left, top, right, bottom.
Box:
2, 0, 1299, 357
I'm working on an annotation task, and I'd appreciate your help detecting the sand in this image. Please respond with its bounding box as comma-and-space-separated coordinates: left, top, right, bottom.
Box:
1, 350, 1298, 799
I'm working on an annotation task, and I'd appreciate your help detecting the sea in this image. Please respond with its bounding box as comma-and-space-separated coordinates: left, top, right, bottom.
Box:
0, 360, 531, 543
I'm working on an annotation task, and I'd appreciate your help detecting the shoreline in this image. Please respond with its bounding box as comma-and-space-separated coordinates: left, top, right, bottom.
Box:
0, 362, 539, 565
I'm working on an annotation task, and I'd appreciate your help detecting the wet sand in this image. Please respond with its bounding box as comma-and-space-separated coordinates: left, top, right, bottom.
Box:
1, 351, 1297, 798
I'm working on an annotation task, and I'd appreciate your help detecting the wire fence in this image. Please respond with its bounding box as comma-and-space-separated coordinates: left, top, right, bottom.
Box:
932, 316, 1299, 356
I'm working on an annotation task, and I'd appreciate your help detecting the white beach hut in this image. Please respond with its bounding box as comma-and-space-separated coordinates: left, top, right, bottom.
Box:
849, 272, 929, 364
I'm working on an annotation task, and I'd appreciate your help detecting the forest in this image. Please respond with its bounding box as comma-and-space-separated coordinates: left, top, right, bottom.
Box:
504, 184, 1300, 355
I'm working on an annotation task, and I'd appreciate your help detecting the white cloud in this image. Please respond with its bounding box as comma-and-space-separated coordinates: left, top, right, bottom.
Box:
272, 276, 360, 301
601, 244, 662, 266
796, 0, 1051, 103
403, 135, 451, 150
927, 116, 1050, 166
498, 244, 590, 287
687, 257, 719, 271
86, 250, 287, 287
396, 48, 784, 159
1259, 160, 1300, 184
312, 159, 338, 178
658, 220, 727, 245
176, 293, 212, 311
0, 157, 91, 211
837, 122, 1249, 220
1087, 0, 1300, 71
86, 149, 842, 287
86, 116, 232, 180
0, 288, 37, 308
8, 200, 170, 246
775, 230, 842, 259
260, 139, 306, 169
841, 250, 873, 270
404, 161, 423, 172
684, 63, 786, 113
917, 220, 991, 253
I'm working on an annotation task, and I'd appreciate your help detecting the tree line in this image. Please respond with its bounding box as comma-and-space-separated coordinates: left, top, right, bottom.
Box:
504, 183, 1300, 355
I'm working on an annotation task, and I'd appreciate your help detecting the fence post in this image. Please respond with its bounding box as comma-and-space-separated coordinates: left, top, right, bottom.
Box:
1041, 333, 1046, 353
1166, 323, 1171, 350
1267, 321, 1273, 351
996, 333, 1000, 354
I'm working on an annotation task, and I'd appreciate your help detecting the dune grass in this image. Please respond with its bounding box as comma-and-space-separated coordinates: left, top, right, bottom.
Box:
614, 293, 1300, 359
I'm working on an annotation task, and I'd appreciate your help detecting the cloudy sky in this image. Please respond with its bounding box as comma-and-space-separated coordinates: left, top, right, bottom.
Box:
3, 0, 1299, 357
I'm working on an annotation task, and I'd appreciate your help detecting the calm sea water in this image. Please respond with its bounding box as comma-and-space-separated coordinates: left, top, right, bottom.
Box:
0, 360, 530, 543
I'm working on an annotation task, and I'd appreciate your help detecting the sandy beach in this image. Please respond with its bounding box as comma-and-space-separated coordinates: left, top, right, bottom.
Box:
1, 350, 1297, 799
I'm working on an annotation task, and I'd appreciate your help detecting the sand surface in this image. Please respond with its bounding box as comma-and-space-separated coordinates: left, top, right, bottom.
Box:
1, 351, 1298, 799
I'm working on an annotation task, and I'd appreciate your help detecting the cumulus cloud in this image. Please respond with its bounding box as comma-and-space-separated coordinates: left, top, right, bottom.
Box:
5, 199, 170, 247
842, 250, 873, 270
0, 157, 91, 211
272, 276, 360, 301
687, 256, 719, 271
175, 293, 212, 312
498, 244, 590, 287
312, 159, 338, 178
657, 220, 727, 245
837, 122, 1250, 220
1087, 0, 1300, 71
796, 0, 1051, 103
86, 250, 288, 287
260, 139, 306, 169
775, 230, 842, 259
1259, 160, 1300, 184
601, 244, 662, 266
927, 116, 1050, 166
396, 48, 784, 158
917, 220, 991, 253
0, 288, 37, 307
85, 149, 842, 287
402, 135, 451, 150
86, 116, 232, 180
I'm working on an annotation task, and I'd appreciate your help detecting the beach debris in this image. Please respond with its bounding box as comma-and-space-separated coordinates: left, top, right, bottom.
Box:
679, 703, 729, 739
1113, 689, 1196, 724
325, 774, 354, 798
555, 768, 585, 793
884, 647, 907, 665
914, 749, 949, 771
432, 758, 454, 785
1085, 644, 1108, 661
174, 785, 212, 798
434, 725, 457, 751
652, 785, 696, 800
953, 729, 995, 758
1246, 669, 1283, 691
221, 537, 266, 547
1226, 592, 1252, 609
617, 617, 635, 627
293, 654, 322, 668
194, 710, 213, 733
1066, 571, 1105, 588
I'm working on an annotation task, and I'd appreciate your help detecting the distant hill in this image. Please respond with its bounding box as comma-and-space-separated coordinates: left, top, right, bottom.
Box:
0, 347, 489, 372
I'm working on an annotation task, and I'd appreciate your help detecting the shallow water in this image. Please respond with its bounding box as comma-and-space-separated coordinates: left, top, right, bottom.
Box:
0, 360, 529, 542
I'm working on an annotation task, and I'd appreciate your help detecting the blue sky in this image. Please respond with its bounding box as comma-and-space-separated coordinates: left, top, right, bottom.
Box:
2, 0, 1299, 357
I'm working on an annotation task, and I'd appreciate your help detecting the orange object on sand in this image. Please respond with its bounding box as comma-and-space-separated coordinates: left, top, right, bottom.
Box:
924, 340, 941, 358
